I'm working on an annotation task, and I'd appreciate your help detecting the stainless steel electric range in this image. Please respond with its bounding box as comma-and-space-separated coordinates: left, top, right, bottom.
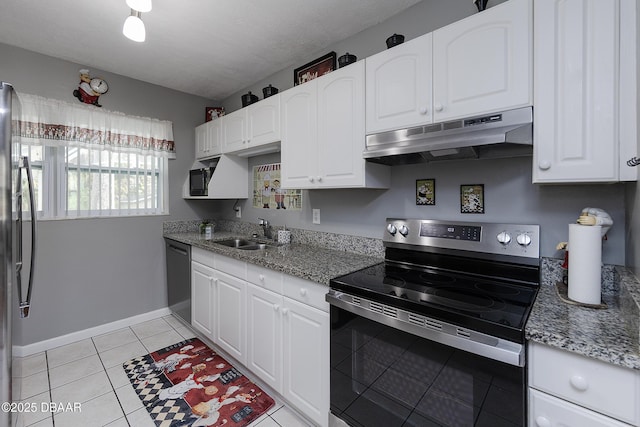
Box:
327, 219, 540, 427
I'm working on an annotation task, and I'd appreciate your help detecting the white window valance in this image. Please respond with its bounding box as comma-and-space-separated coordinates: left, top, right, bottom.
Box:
15, 93, 175, 158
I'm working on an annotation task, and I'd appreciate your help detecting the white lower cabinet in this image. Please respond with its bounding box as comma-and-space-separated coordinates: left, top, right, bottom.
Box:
191, 260, 215, 337
190, 248, 329, 427
247, 283, 283, 392
530, 389, 631, 427
529, 342, 640, 426
282, 296, 329, 427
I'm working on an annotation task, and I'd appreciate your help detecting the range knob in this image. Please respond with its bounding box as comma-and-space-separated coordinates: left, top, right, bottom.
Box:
398, 225, 409, 237
386, 223, 397, 235
497, 231, 511, 245
516, 233, 532, 247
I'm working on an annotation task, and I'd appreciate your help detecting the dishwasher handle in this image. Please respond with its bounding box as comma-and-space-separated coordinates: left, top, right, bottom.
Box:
167, 243, 189, 257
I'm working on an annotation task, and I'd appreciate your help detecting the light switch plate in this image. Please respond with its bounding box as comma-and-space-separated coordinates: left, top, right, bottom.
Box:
312, 209, 320, 224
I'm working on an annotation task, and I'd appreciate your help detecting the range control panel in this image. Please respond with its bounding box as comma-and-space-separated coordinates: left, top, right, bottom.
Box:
384, 218, 540, 259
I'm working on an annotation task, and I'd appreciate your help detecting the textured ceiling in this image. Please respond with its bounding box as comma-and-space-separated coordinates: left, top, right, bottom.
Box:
0, 0, 422, 100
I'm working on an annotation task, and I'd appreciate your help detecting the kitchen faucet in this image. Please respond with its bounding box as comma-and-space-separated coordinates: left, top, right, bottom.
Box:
258, 218, 273, 239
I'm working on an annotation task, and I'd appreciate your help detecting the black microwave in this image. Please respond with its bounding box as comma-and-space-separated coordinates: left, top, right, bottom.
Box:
189, 167, 213, 196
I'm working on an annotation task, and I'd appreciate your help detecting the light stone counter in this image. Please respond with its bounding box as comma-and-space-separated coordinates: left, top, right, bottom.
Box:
163, 219, 383, 286
526, 258, 640, 370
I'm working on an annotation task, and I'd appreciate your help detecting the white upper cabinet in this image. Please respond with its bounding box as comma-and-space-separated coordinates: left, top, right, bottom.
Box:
365, 33, 433, 134
533, 0, 637, 183
223, 95, 281, 155
280, 81, 318, 188
195, 119, 222, 160
282, 60, 390, 189
432, 0, 532, 122
365, 0, 532, 135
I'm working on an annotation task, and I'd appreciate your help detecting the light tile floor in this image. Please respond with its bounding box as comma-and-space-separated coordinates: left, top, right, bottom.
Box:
12, 315, 312, 427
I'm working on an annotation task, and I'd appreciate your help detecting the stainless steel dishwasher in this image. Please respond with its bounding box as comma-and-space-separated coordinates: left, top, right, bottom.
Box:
165, 238, 191, 324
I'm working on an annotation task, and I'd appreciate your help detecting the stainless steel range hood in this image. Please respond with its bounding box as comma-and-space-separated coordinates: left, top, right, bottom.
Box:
364, 107, 533, 165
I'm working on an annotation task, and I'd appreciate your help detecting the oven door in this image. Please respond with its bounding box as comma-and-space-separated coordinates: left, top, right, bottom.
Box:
328, 299, 526, 427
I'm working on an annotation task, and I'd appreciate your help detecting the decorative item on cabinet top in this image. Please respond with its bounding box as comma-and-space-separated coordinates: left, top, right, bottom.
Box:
294, 51, 336, 85
385, 33, 405, 48
262, 84, 278, 98
338, 53, 357, 68
205, 106, 224, 122
474, 0, 489, 12
241, 91, 259, 107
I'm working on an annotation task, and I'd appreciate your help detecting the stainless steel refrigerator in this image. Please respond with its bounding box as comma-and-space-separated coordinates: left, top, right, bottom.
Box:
1, 81, 37, 425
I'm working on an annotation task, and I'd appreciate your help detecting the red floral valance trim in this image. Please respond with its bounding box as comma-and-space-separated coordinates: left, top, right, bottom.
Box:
14, 119, 175, 155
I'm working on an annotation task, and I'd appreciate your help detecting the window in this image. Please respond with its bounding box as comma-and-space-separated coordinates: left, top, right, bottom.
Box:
17, 93, 174, 219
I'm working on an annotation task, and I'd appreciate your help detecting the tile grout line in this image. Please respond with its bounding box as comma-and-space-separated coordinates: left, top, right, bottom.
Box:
92, 327, 133, 427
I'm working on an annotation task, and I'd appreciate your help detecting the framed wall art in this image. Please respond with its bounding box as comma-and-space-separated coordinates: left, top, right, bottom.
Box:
294, 52, 336, 85
460, 184, 485, 214
416, 179, 435, 205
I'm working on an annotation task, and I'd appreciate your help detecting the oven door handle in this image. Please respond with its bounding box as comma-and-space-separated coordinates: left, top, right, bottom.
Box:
326, 290, 525, 367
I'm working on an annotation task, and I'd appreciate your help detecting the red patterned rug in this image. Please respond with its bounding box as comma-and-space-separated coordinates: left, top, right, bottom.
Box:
123, 338, 275, 427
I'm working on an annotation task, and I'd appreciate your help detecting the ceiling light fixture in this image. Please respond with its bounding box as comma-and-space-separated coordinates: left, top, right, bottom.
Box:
123, 9, 146, 42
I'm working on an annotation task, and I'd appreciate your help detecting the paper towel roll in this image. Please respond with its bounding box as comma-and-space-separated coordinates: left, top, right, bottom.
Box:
568, 224, 602, 305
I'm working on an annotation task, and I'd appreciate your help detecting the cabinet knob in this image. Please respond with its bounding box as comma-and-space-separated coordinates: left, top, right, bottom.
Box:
570, 374, 589, 391
308, 176, 314, 183
282, 308, 289, 315
316, 176, 322, 182
435, 103, 444, 112
259, 274, 265, 281
535, 416, 551, 427
212, 278, 218, 284
538, 160, 551, 170
419, 106, 428, 115
300, 288, 307, 296
273, 304, 279, 312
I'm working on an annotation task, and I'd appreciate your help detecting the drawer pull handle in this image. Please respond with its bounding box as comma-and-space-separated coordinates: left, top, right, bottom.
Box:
570, 374, 588, 391
535, 416, 551, 427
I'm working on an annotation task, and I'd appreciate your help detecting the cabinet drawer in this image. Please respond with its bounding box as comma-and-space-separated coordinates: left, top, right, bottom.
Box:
283, 275, 328, 312
214, 255, 246, 280
247, 263, 283, 294
192, 247, 214, 267
529, 389, 631, 427
529, 342, 640, 425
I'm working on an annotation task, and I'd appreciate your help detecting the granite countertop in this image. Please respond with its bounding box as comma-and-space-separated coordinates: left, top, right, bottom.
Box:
164, 231, 383, 286
526, 259, 640, 371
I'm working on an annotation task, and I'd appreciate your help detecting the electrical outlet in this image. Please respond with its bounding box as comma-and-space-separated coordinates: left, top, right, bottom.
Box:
235, 206, 242, 218
312, 209, 320, 224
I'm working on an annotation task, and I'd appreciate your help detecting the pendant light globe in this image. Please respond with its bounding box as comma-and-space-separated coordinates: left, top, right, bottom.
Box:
123, 11, 145, 42
126, 0, 152, 13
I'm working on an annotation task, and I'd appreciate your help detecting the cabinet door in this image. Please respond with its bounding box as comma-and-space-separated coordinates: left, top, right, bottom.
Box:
533, 0, 619, 183
282, 297, 329, 427
213, 270, 246, 364
222, 109, 247, 154
316, 61, 365, 188
365, 33, 433, 134
248, 95, 280, 147
191, 261, 214, 337
529, 389, 631, 427
195, 123, 208, 159
246, 284, 282, 392
432, 0, 532, 122
207, 119, 222, 157
280, 81, 318, 188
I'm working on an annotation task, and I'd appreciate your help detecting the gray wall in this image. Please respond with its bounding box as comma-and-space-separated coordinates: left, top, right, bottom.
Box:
0, 42, 223, 345
217, 0, 628, 266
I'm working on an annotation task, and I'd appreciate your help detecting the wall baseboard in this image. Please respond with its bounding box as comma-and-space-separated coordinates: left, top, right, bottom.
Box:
13, 307, 173, 358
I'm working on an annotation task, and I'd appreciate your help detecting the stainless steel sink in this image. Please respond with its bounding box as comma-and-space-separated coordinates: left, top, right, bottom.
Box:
214, 238, 276, 250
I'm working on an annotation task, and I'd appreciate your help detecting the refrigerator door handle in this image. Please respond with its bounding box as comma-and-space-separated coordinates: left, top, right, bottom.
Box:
17, 156, 36, 318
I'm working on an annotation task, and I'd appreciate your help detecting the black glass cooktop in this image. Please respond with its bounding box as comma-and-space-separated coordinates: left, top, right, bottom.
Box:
330, 262, 538, 343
